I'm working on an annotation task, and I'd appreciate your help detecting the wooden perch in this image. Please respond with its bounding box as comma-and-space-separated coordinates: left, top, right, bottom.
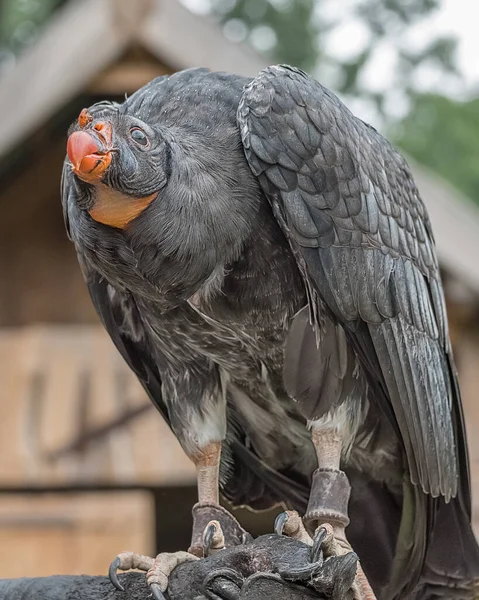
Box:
0, 534, 358, 599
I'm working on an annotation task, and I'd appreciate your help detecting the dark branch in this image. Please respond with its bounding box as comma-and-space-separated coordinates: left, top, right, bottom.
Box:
0, 534, 358, 600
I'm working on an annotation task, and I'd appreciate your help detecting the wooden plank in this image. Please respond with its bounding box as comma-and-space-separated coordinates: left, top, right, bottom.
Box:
0, 325, 195, 489
0, 491, 153, 578
38, 328, 90, 482
0, 327, 48, 484
0, 330, 24, 483
86, 329, 135, 482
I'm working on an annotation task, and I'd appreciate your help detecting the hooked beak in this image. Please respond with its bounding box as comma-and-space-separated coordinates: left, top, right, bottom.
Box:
67, 119, 113, 183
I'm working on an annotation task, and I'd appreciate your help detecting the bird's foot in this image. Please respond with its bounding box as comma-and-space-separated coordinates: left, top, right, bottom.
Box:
311, 524, 376, 600
275, 512, 359, 600
274, 510, 314, 545
189, 502, 253, 557
108, 518, 228, 599
298, 466, 377, 599
109, 550, 199, 600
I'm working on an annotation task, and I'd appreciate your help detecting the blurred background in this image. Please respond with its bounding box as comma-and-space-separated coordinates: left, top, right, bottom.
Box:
0, 0, 478, 580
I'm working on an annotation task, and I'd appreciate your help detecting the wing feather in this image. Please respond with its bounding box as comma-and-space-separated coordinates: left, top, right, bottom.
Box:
238, 63, 464, 503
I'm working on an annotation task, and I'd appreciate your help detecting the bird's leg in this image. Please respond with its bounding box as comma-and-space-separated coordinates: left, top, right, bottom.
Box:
189, 441, 252, 557
307, 425, 377, 600
276, 425, 377, 600
195, 441, 221, 505
306, 425, 348, 539
108, 444, 227, 598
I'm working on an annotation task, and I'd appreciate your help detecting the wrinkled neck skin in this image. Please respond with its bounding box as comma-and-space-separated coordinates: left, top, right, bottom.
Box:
69, 128, 262, 308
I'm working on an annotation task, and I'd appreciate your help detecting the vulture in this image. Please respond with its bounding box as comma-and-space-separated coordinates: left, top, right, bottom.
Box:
62, 65, 479, 600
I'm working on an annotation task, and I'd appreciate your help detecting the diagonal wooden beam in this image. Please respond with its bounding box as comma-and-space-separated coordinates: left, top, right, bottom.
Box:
0, 0, 130, 160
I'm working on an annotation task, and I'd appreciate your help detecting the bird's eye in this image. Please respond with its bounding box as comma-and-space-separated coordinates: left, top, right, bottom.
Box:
130, 127, 149, 147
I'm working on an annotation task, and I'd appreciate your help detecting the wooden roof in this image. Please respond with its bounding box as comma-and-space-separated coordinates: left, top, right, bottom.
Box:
0, 0, 266, 161
0, 325, 195, 490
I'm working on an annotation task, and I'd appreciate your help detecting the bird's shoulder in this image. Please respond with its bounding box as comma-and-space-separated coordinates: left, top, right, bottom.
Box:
238, 65, 437, 283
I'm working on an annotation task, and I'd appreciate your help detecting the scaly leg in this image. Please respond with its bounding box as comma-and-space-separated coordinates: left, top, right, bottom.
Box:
109, 442, 251, 598
308, 426, 376, 599
189, 441, 252, 556
195, 441, 221, 505
276, 426, 377, 600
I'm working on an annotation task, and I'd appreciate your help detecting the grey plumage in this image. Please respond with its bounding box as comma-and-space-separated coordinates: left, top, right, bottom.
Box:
62, 66, 479, 599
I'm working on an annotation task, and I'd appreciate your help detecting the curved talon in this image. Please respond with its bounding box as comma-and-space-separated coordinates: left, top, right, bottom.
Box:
274, 511, 288, 536
204, 522, 216, 556
203, 520, 225, 556
310, 526, 327, 564
108, 557, 125, 592
150, 582, 167, 600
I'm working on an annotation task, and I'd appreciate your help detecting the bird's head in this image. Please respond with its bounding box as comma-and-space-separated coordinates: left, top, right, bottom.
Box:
66, 103, 169, 229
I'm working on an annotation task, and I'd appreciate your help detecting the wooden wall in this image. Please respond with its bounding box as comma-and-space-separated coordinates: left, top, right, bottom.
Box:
0, 140, 97, 326
0, 492, 153, 578
454, 328, 479, 532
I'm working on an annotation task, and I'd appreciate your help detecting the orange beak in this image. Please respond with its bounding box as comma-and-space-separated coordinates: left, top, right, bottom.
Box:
67, 122, 113, 183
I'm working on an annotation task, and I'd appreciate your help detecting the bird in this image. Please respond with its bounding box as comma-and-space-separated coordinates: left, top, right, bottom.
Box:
62, 65, 479, 600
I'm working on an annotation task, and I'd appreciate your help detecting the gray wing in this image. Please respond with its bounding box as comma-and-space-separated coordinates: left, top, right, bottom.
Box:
237, 65, 462, 504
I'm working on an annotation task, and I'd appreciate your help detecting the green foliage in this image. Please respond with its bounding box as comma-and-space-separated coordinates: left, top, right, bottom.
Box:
338, 0, 457, 96
213, 0, 318, 71
210, 0, 457, 109
354, 0, 441, 33
0, 0, 66, 57
392, 94, 479, 205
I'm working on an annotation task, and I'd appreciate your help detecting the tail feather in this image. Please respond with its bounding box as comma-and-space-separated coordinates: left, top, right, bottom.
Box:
417, 496, 479, 598
345, 468, 402, 596
416, 356, 479, 598
344, 471, 479, 599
